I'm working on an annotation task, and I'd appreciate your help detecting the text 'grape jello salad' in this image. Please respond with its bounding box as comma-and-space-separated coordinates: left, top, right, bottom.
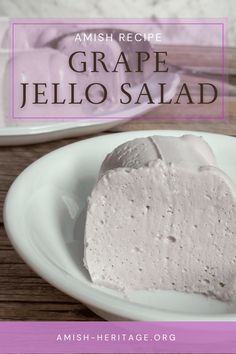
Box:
84, 135, 236, 301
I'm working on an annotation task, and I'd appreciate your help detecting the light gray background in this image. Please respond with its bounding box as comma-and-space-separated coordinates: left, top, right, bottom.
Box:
0, 0, 235, 46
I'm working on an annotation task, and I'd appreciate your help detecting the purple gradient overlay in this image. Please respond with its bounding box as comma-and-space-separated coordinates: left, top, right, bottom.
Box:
1, 321, 236, 353
10, 19, 225, 121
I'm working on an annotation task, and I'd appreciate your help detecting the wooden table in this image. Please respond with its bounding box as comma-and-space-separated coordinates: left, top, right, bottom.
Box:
1, 47, 236, 321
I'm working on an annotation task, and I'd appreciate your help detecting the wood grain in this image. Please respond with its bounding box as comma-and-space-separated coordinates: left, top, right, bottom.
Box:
153, 46, 236, 74
0, 137, 102, 321
110, 97, 236, 136
1, 46, 236, 320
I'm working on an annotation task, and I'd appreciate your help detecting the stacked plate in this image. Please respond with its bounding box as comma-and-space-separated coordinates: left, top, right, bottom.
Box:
0, 17, 179, 145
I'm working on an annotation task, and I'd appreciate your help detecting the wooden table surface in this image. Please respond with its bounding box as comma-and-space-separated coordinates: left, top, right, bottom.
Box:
1, 46, 236, 321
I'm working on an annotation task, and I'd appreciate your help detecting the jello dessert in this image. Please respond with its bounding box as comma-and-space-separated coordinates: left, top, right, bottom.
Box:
84, 135, 236, 301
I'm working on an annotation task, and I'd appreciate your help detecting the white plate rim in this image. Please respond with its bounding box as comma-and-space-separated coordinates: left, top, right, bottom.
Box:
4, 129, 236, 321
0, 72, 179, 138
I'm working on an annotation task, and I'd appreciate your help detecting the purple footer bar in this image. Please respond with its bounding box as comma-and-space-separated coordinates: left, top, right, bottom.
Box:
1, 321, 236, 353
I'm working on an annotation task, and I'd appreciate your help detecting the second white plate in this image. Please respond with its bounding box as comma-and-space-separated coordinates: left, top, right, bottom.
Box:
0, 72, 179, 145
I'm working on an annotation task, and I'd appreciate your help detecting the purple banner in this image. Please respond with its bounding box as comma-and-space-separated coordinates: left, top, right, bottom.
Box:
4, 18, 225, 121
1, 321, 236, 353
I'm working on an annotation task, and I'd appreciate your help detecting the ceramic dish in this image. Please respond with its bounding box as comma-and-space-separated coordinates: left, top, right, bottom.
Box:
0, 70, 179, 146
0, 16, 180, 146
4, 130, 236, 320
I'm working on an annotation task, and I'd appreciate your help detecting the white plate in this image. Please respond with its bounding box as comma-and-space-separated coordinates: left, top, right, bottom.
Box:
0, 119, 128, 146
0, 16, 179, 146
0, 70, 179, 146
4, 130, 236, 321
